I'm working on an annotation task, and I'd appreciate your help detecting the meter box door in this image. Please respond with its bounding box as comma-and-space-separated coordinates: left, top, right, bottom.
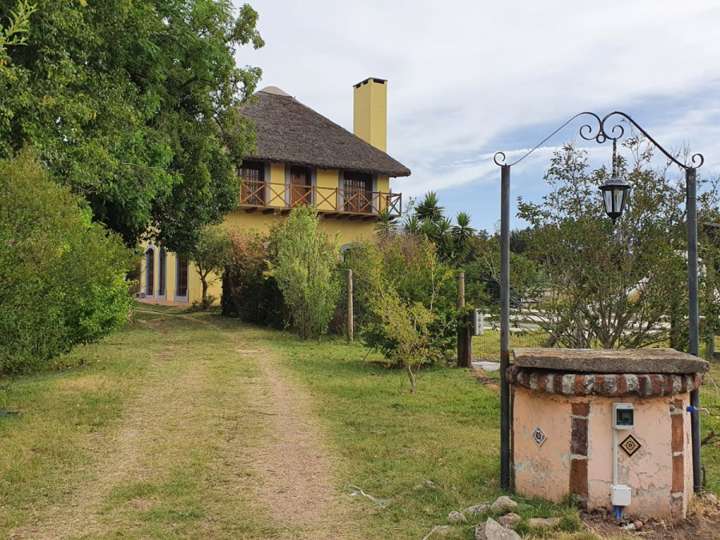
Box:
613, 403, 634, 430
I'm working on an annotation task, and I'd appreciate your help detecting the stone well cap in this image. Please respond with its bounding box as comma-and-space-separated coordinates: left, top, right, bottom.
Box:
512, 347, 708, 375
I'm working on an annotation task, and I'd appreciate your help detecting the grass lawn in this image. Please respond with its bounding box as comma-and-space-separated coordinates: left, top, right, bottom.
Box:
3, 304, 720, 538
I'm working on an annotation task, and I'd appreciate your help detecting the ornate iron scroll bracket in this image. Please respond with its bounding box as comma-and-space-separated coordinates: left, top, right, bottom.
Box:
493, 111, 704, 170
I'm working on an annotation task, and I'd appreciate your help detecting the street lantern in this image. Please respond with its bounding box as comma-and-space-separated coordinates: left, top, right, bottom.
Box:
494, 110, 705, 494
599, 174, 631, 222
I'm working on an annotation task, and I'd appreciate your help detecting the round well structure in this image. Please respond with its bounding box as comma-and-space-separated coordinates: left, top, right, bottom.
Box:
509, 348, 708, 520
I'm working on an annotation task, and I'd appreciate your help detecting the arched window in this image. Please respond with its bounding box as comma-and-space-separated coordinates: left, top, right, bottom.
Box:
145, 247, 155, 296
176, 255, 189, 298
158, 247, 167, 296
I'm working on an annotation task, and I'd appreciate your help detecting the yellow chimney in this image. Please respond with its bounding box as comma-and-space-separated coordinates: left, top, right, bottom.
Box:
353, 77, 387, 151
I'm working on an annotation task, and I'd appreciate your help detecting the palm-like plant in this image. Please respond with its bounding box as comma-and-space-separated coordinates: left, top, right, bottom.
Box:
415, 191, 444, 223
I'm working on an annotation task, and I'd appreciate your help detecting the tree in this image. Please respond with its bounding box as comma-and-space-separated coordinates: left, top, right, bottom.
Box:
0, 1, 264, 251
0, 149, 132, 374
517, 141, 718, 349
189, 225, 232, 308
270, 207, 340, 339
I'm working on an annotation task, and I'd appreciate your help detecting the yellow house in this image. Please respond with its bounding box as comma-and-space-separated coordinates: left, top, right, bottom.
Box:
139, 77, 410, 305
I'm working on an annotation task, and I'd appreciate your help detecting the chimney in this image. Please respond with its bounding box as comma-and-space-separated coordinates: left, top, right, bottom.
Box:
353, 77, 387, 151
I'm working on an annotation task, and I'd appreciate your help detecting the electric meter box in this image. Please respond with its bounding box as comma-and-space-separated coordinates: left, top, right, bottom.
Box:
613, 403, 634, 430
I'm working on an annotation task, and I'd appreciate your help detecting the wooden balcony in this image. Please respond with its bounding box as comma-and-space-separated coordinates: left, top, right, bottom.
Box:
239, 181, 402, 220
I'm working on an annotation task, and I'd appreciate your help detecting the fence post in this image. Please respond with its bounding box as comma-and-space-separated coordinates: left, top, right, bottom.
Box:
347, 269, 354, 343
457, 271, 472, 368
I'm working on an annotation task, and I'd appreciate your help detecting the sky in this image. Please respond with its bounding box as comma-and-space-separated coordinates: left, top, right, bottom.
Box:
235, 0, 720, 232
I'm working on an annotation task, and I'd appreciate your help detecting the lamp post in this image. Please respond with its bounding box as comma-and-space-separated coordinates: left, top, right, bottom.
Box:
494, 111, 705, 493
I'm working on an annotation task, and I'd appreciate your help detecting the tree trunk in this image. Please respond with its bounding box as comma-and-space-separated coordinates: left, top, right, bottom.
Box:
406, 364, 416, 394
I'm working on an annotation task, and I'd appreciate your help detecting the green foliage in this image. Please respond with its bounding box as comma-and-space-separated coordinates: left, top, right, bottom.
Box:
222, 230, 286, 328
334, 242, 385, 334
0, 0, 35, 68
361, 233, 458, 374
0, 0, 263, 251
188, 225, 231, 308
270, 207, 340, 339
364, 288, 436, 393
518, 141, 717, 349
0, 150, 132, 374
403, 193, 478, 266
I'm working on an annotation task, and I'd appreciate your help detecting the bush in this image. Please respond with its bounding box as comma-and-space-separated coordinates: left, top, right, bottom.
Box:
0, 150, 132, 374
222, 230, 287, 328
361, 232, 458, 372
270, 207, 340, 339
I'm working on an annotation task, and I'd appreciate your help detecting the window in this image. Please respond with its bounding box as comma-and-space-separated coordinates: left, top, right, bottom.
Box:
240, 161, 265, 205
176, 255, 189, 298
158, 247, 167, 296
343, 171, 373, 213
145, 247, 155, 296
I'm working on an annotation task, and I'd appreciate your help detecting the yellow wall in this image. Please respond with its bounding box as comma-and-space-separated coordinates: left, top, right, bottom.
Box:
353, 78, 387, 151
139, 160, 393, 306
138, 245, 222, 307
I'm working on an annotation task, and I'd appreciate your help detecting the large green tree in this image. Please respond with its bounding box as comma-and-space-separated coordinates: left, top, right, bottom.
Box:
0, 0, 263, 251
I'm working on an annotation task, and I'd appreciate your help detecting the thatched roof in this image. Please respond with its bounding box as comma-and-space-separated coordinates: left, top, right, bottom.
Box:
239, 87, 411, 177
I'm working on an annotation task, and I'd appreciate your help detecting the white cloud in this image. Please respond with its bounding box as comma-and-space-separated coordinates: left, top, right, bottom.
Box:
237, 0, 720, 207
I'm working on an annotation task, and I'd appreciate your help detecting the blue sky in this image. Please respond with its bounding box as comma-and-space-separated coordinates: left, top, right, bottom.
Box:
236, 0, 720, 232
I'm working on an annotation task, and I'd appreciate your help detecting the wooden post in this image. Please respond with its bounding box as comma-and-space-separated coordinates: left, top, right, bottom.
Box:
457, 271, 472, 368
347, 269, 354, 343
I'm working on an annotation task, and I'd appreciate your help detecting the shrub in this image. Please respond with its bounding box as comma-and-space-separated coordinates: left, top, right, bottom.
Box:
189, 225, 232, 308
333, 242, 384, 335
364, 288, 436, 393
270, 207, 340, 339
222, 230, 287, 328
361, 232, 458, 375
0, 150, 132, 374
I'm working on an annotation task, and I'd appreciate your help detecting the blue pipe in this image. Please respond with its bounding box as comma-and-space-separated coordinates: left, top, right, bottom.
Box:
613, 505, 623, 521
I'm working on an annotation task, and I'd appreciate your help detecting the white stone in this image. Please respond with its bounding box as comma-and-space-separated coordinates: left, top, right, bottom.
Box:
527, 517, 561, 529
497, 512, 521, 529
448, 510, 467, 524
490, 495, 518, 513
484, 518, 521, 540
464, 503, 490, 518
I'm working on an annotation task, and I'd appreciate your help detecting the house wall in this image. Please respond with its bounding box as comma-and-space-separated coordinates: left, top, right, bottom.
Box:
138, 247, 222, 307
139, 161, 393, 306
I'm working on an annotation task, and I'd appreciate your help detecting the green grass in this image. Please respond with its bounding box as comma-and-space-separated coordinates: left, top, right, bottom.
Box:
239, 327, 584, 539
11, 305, 720, 538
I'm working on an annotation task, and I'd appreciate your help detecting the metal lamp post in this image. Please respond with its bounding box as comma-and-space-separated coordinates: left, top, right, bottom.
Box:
494, 111, 705, 493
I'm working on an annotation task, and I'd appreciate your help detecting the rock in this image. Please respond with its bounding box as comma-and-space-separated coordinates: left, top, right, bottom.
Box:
633, 520, 643, 530
497, 512, 521, 529
448, 510, 467, 524
527, 517, 561, 529
621, 522, 636, 531
705, 493, 719, 505
483, 518, 521, 540
490, 495, 518, 514
464, 503, 490, 518
474, 524, 487, 540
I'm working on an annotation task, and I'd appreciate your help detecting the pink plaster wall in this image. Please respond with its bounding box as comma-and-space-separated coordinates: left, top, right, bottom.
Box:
513, 387, 572, 502
513, 388, 693, 519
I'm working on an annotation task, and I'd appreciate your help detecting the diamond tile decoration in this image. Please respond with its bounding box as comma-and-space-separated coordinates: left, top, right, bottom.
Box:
620, 434, 642, 457
532, 427, 546, 447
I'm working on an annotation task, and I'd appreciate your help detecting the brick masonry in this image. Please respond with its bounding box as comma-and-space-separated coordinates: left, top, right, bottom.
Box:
569, 402, 589, 506
507, 366, 702, 397
670, 398, 685, 518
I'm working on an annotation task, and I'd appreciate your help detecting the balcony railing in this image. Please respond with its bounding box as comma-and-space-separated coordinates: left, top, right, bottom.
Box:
239, 181, 402, 219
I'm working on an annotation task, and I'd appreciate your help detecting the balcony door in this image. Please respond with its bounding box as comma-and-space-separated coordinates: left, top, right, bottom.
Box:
240, 161, 265, 206
343, 171, 373, 213
290, 166, 312, 207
